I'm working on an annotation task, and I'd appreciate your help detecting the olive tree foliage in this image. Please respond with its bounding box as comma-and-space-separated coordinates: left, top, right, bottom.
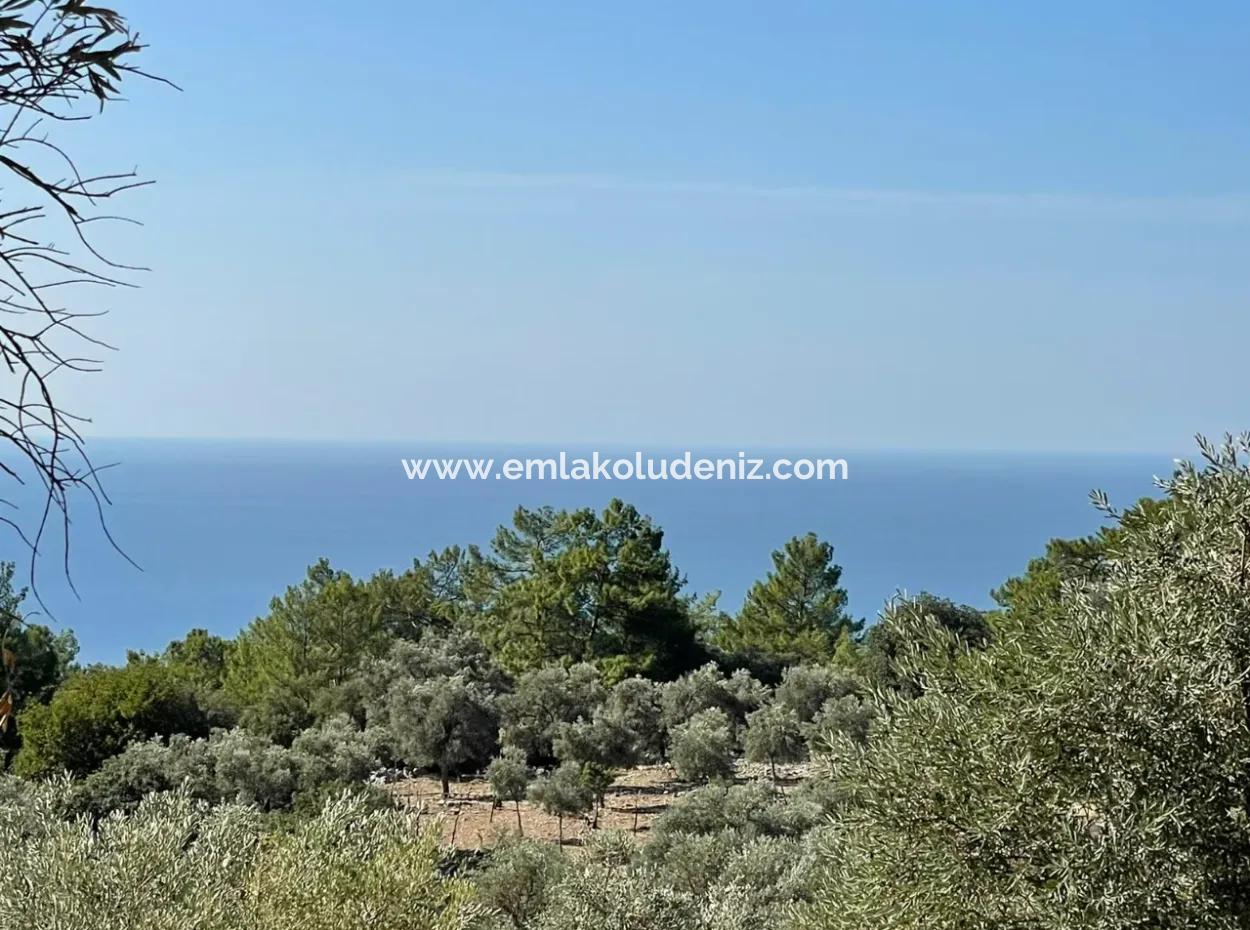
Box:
534, 861, 702, 930
472, 835, 568, 929
859, 592, 990, 699
803, 435, 1250, 930
0, 3, 170, 593
668, 708, 736, 783
0, 784, 486, 930
743, 702, 804, 779
385, 673, 499, 798
72, 732, 215, 814
488, 745, 532, 834
598, 674, 664, 763
203, 727, 298, 811
527, 761, 592, 845
499, 663, 604, 763
659, 662, 767, 735
287, 712, 380, 791
71, 720, 381, 816
805, 693, 876, 751
773, 664, 861, 724
526, 789, 823, 930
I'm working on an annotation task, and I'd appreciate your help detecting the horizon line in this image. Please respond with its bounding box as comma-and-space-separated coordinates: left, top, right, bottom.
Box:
82, 434, 1190, 459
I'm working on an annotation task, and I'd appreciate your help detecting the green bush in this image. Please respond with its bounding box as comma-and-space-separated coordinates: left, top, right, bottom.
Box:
535, 861, 700, 930
473, 836, 568, 929
804, 693, 876, 751
660, 664, 766, 735
205, 727, 298, 811
527, 762, 592, 845
499, 664, 605, 764
13, 661, 208, 778
487, 746, 532, 834
73, 734, 215, 815
288, 713, 380, 791
247, 791, 486, 929
773, 665, 860, 723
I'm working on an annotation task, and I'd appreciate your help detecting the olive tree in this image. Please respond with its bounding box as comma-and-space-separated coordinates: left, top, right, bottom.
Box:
804, 435, 1250, 929
488, 746, 532, 835
669, 708, 735, 784
743, 703, 804, 781
386, 674, 498, 798
528, 762, 592, 846
499, 663, 605, 764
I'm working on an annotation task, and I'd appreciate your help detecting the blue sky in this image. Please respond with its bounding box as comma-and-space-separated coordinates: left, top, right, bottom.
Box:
63, 1, 1250, 452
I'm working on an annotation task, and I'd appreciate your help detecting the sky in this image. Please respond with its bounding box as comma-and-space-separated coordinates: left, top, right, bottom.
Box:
57, 1, 1250, 453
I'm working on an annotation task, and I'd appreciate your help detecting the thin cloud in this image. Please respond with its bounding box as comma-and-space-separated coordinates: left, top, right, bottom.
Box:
403, 171, 1250, 222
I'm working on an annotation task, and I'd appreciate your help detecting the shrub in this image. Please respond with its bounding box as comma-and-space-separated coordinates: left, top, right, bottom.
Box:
582, 828, 637, 866
473, 836, 568, 929
804, 439, 1250, 928
668, 708, 735, 783
289, 713, 380, 791
13, 660, 208, 778
598, 676, 664, 763
649, 781, 813, 848
805, 693, 876, 751
0, 785, 486, 930
646, 829, 741, 897
659, 664, 765, 736
1, 787, 264, 930
535, 861, 700, 930
73, 734, 215, 815
206, 727, 297, 811
859, 592, 990, 698
248, 791, 486, 929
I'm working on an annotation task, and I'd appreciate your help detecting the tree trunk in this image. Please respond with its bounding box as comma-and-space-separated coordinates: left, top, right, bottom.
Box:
440, 768, 450, 800
557, 814, 563, 846
515, 799, 524, 836
770, 757, 778, 783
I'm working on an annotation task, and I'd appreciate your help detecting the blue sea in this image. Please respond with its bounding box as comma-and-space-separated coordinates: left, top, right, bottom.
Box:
10, 440, 1178, 664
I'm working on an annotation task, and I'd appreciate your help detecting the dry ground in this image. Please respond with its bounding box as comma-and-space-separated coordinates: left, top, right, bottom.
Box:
388, 761, 809, 850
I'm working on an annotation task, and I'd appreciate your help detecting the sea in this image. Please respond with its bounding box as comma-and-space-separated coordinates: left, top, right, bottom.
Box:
7, 440, 1179, 664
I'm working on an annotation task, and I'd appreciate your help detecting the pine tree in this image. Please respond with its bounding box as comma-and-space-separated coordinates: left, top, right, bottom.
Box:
470, 500, 703, 677
717, 533, 858, 664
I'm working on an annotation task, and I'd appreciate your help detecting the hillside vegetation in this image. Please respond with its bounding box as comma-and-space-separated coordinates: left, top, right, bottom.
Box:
5, 437, 1250, 928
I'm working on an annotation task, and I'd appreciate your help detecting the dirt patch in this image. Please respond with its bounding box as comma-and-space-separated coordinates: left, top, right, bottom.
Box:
387, 761, 808, 850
